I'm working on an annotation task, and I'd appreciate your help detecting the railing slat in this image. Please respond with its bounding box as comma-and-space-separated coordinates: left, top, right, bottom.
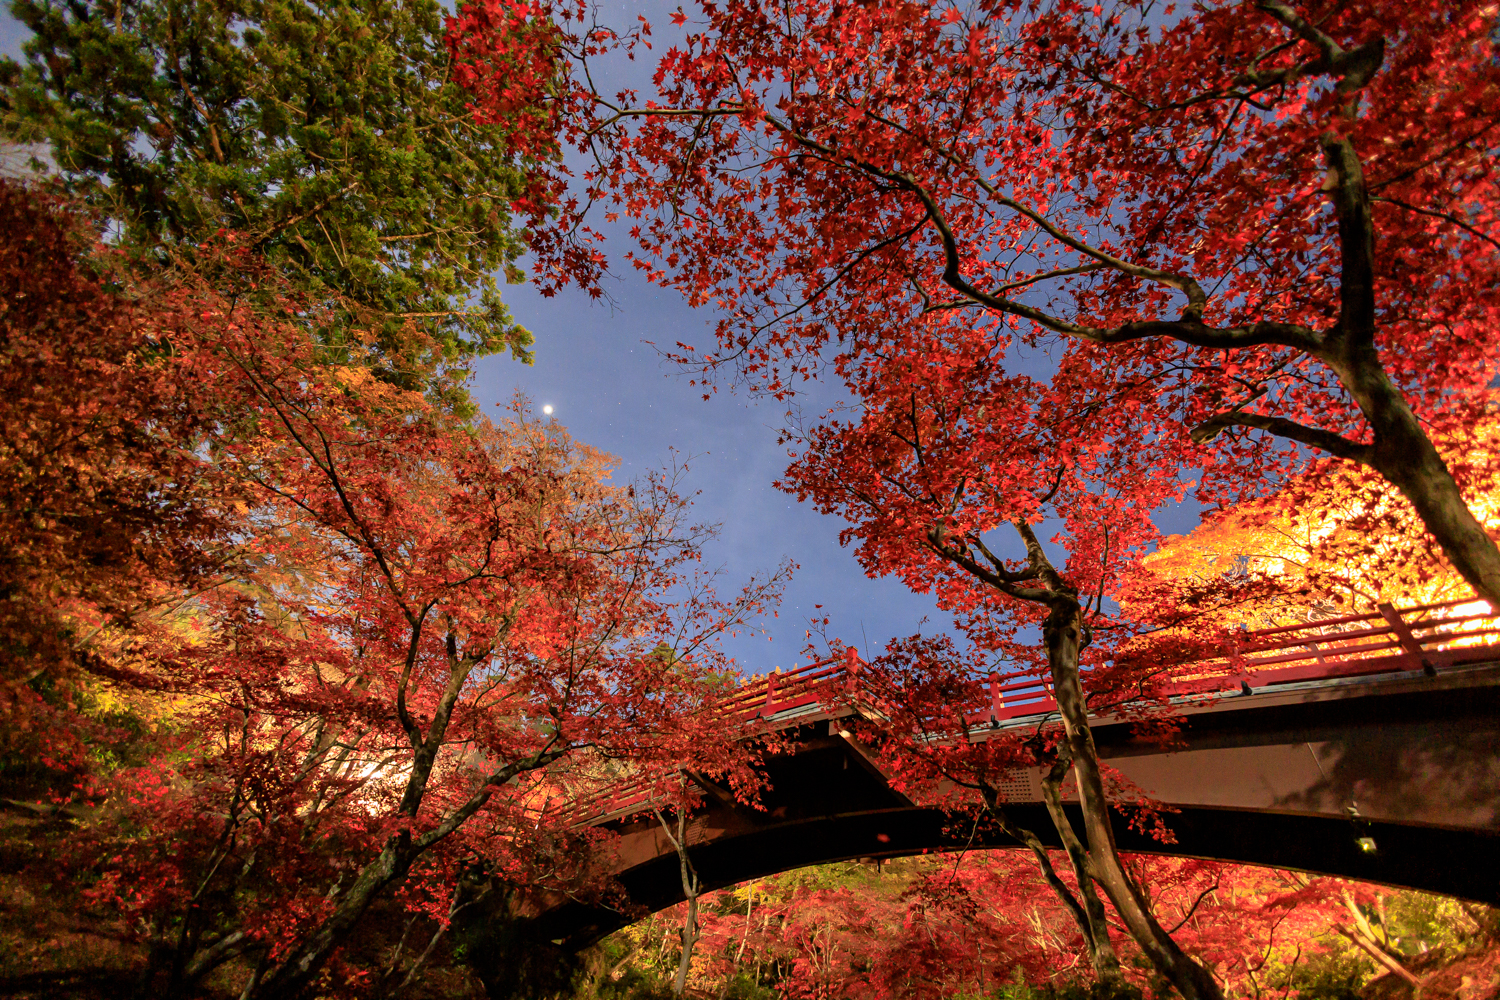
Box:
1242, 638, 1403, 669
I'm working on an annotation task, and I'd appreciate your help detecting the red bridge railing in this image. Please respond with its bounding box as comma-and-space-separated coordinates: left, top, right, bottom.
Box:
957, 597, 1500, 725
560, 597, 1500, 826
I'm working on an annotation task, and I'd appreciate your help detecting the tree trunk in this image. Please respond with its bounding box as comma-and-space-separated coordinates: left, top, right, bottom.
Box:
1372, 412, 1500, 609
657, 804, 701, 998
674, 891, 700, 998
1320, 341, 1500, 609
1043, 598, 1226, 1000
1315, 134, 1500, 610
250, 840, 413, 999
1038, 758, 1126, 988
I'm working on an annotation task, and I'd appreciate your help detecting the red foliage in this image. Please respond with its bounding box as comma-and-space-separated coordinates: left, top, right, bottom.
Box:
686, 858, 1066, 1000
0, 185, 231, 780
444, 9, 1500, 985
452, 0, 1500, 601
677, 855, 1357, 999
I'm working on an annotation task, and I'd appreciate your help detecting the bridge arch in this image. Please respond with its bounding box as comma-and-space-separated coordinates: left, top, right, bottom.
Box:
537, 603, 1500, 947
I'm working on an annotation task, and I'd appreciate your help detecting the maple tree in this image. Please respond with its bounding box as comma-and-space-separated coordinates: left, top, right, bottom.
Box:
0, 180, 787, 999
442, 7, 1500, 985
653, 791, 706, 998
615, 858, 1063, 1000
830, 634, 1167, 994
0, 179, 236, 790
752, 324, 1224, 998
450, 0, 1500, 605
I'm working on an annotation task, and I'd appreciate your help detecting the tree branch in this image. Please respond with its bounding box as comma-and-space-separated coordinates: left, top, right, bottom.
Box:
1166, 876, 1221, 935
1189, 410, 1373, 463
1254, 1, 1385, 93
924, 524, 1052, 602
255, 182, 362, 248
1372, 195, 1500, 252
1011, 519, 1067, 594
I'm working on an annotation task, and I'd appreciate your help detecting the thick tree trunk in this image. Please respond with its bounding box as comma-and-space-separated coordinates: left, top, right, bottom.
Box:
1316, 134, 1500, 610
242, 650, 524, 999
1043, 599, 1226, 1000
250, 840, 414, 999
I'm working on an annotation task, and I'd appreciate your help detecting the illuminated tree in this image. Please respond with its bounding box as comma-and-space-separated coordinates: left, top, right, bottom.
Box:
3, 0, 554, 391
0, 181, 786, 998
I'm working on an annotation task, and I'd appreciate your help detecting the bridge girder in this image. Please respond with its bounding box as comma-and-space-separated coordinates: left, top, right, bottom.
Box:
536, 662, 1500, 947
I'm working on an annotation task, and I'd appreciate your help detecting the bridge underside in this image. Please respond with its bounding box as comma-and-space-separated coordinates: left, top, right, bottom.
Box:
539, 804, 1498, 947
538, 664, 1500, 947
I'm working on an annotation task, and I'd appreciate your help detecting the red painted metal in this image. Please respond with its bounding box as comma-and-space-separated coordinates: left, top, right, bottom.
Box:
558, 597, 1500, 826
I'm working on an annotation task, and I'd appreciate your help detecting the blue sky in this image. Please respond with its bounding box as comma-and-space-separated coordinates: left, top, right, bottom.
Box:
468, 270, 948, 671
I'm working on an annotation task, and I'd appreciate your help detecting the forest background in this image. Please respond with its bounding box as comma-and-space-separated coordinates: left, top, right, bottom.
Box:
2, 0, 1500, 999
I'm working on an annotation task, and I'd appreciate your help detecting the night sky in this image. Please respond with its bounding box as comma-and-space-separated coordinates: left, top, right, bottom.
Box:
1, 2, 1202, 676
468, 272, 948, 673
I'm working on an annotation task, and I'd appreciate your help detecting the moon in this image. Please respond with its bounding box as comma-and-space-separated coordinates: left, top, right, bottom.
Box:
542, 404, 554, 415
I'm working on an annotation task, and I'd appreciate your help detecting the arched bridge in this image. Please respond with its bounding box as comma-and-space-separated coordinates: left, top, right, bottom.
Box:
539, 599, 1500, 946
